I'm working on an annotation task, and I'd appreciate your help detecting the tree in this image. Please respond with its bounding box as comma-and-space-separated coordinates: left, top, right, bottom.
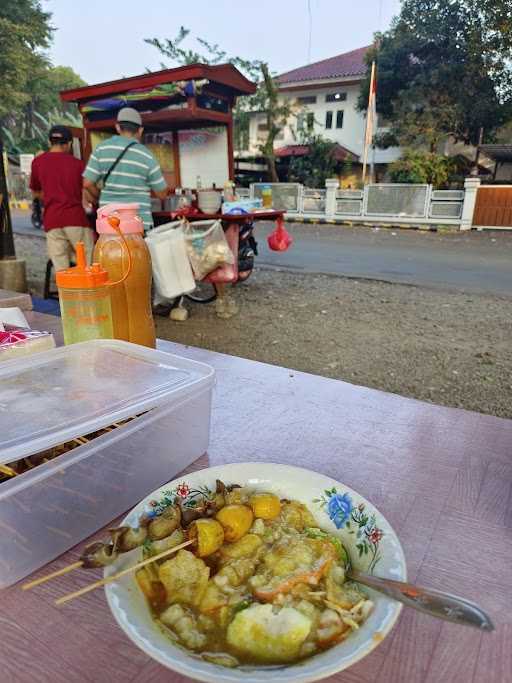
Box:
388, 150, 455, 186
0, 1, 53, 122
359, 0, 512, 151
0, 1, 52, 259
2, 63, 86, 153
30, 65, 86, 120
259, 63, 291, 182
0, 2, 85, 153
11, 64, 86, 152
288, 133, 338, 187
145, 28, 293, 181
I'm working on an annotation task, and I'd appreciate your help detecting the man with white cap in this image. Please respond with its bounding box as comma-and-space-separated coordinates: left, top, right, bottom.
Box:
83, 107, 169, 231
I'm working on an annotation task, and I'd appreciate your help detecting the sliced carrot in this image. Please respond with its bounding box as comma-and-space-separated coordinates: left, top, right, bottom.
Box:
254, 556, 333, 602
317, 626, 349, 649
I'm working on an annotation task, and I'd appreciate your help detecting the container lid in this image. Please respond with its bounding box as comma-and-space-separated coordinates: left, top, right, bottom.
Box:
96, 203, 144, 235
0, 339, 215, 464
56, 242, 109, 289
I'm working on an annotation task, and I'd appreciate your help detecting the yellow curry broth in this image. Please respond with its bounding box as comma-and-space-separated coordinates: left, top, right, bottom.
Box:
136, 490, 372, 667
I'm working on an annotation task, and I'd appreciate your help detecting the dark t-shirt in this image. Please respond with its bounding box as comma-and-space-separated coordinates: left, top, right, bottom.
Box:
29, 152, 89, 231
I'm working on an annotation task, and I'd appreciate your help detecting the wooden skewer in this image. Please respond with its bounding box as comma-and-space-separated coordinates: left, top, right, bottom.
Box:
22, 561, 84, 590
55, 539, 194, 606
0, 464, 18, 478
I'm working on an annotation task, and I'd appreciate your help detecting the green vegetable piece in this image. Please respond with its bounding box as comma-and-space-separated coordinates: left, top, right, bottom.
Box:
305, 527, 351, 568
232, 599, 252, 614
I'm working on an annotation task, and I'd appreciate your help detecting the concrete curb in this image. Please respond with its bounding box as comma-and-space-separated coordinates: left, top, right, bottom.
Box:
9, 201, 30, 211
283, 216, 462, 233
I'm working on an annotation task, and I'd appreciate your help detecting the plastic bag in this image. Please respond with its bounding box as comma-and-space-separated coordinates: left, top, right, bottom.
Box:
204, 223, 239, 284
183, 220, 234, 280
145, 221, 196, 299
267, 218, 292, 252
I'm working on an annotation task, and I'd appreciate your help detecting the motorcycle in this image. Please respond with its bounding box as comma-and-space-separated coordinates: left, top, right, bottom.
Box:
31, 197, 43, 229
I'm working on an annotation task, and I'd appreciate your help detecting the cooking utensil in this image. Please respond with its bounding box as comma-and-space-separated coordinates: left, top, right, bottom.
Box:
348, 568, 494, 631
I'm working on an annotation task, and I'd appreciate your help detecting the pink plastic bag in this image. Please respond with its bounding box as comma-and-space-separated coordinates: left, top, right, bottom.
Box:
267, 218, 292, 252
184, 219, 234, 280
205, 224, 239, 284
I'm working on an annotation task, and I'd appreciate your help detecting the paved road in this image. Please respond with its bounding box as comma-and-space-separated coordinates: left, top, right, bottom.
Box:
256, 222, 512, 296
12, 212, 512, 297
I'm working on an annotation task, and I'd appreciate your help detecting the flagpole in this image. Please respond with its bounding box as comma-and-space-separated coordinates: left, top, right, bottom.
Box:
362, 60, 376, 186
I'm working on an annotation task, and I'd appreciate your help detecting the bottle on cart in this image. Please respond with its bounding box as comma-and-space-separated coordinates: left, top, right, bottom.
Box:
223, 180, 235, 203
261, 184, 273, 208
196, 175, 202, 190
94, 203, 156, 348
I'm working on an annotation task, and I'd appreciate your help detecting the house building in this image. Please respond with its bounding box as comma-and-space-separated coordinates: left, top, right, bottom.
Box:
240, 46, 400, 183
478, 145, 512, 182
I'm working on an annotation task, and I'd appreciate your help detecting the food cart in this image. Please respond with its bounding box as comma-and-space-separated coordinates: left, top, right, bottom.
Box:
60, 62, 255, 189
60, 63, 286, 306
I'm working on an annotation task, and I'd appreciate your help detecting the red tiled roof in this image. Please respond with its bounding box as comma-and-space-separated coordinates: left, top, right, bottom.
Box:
277, 46, 369, 85
275, 145, 309, 157
275, 144, 358, 162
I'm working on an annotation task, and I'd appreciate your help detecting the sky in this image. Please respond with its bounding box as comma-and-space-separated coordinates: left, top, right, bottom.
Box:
44, 0, 401, 85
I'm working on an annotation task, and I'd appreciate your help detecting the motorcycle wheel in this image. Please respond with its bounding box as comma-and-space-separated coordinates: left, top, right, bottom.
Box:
185, 282, 218, 304
31, 215, 42, 230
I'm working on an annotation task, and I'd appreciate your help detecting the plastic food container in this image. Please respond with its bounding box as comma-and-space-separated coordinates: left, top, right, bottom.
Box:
0, 340, 215, 588
0, 330, 55, 361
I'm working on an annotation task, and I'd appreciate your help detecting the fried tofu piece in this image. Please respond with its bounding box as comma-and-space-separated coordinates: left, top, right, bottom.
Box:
219, 534, 263, 562
158, 549, 209, 607
160, 604, 207, 650
279, 501, 317, 531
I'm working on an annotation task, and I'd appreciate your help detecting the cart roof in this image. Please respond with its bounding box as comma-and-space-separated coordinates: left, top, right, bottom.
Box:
61, 62, 256, 105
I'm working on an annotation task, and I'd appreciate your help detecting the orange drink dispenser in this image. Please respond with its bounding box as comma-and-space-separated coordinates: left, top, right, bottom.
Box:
56, 243, 114, 345
94, 204, 156, 348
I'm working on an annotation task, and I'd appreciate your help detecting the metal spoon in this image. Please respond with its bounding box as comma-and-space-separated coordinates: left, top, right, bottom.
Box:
348, 568, 494, 631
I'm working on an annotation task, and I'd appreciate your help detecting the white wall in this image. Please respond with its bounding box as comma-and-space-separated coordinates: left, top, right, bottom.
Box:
178, 127, 229, 188
247, 82, 401, 163
279, 84, 364, 154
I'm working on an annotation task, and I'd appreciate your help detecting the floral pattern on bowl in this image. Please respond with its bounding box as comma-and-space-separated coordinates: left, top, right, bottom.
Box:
314, 487, 384, 573
105, 463, 406, 683
146, 481, 385, 575
146, 482, 212, 517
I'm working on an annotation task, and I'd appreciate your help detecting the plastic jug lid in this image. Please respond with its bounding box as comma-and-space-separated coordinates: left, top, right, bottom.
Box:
96, 203, 144, 234
56, 242, 109, 289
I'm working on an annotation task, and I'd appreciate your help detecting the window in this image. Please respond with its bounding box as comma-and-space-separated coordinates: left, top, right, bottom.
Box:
336, 111, 344, 128
297, 95, 317, 105
325, 111, 333, 129
326, 92, 347, 103
297, 112, 314, 132
256, 122, 268, 141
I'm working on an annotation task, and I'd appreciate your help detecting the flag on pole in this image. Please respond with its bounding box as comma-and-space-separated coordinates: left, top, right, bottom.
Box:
362, 60, 377, 184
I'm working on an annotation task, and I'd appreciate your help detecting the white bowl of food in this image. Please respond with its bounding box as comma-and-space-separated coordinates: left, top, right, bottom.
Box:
105, 463, 406, 682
